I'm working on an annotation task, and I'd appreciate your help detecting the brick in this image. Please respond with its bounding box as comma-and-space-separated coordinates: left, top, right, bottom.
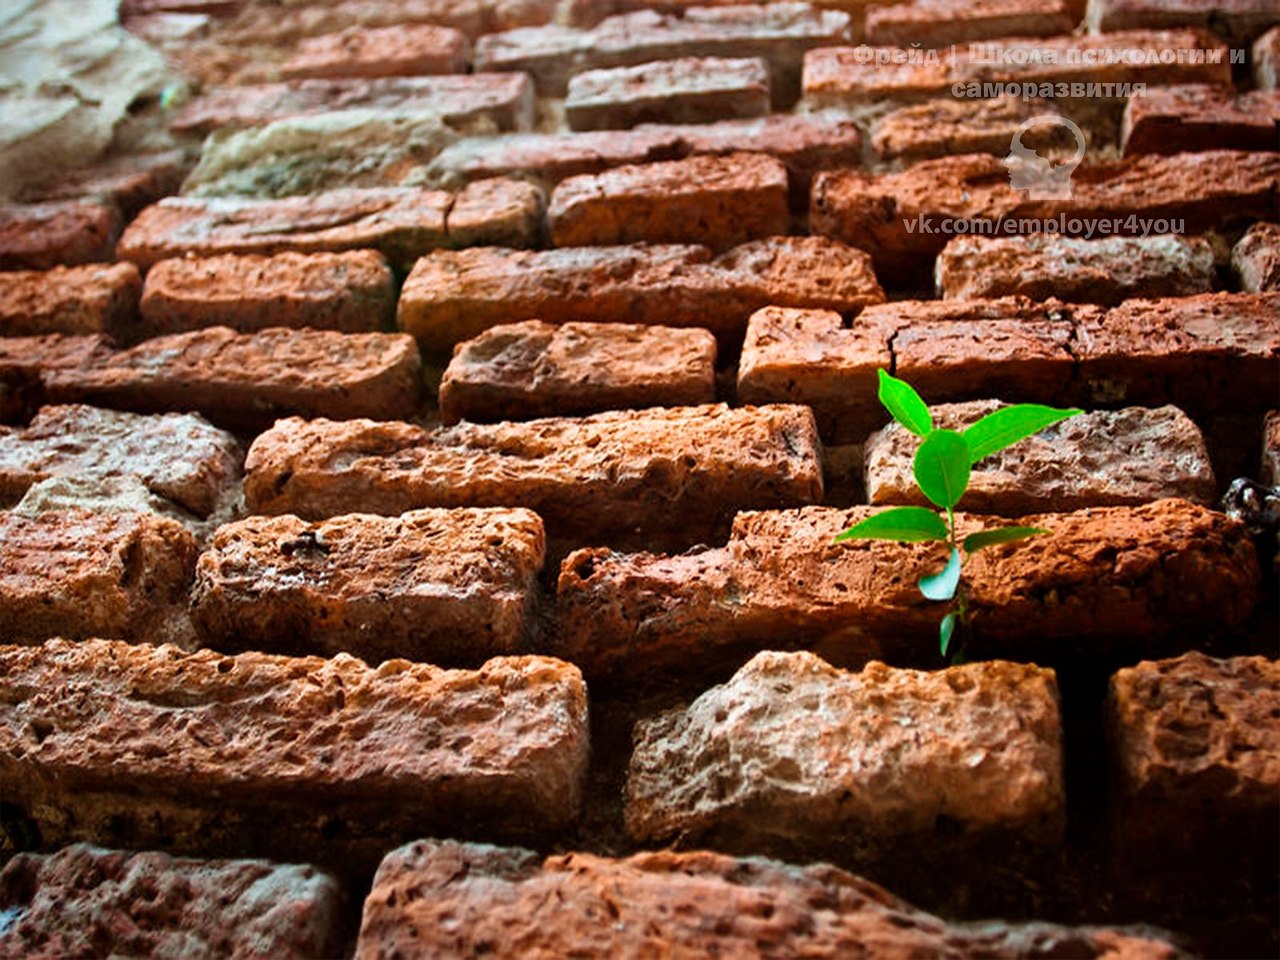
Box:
872, 96, 1058, 164
243, 405, 823, 552
139, 251, 394, 337
171, 75, 535, 138
280, 24, 471, 80
866, 0, 1081, 46
811, 151, 1280, 281
0, 639, 589, 871
626, 653, 1064, 885
1075, 291, 1280, 415
354, 840, 1180, 960
0, 263, 141, 340
1256, 26, 1280, 88
1231, 221, 1280, 292
803, 30, 1231, 111
17, 150, 187, 221
865, 401, 1216, 514
0, 844, 346, 960
554, 500, 1259, 684
399, 236, 884, 354
1086, 0, 1279, 45
1122, 86, 1280, 155
474, 4, 852, 100
1263, 411, 1280, 485
0, 510, 197, 646
193, 508, 544, 665
445, 177, 545, 248
549, 152, 789, 250
565, 57, 770, 131
118, 183, 540, 272
0, 327, 423, 433
0, 200, 119, 271
935, 233, 1217, 305
0, 404, 242, 518
438, 320, 717, 424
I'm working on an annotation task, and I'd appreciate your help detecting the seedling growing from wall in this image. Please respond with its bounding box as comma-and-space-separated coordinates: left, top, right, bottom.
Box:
836, 370, 1081, 663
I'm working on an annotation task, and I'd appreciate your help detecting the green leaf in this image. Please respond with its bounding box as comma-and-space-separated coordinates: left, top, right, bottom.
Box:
963, 404, 1083, 464
877, 369, 932, 438
834, 507, 949, 543
919, 547, 962, 601
912, 429, 971, 510
939, 612, 957, 659
963, 526, 1049, 554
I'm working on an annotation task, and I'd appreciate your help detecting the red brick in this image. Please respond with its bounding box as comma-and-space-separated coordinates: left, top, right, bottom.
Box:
398, 237, 884, 354
243, 405, 823, 552
1086, 0, 1279, 45
172, 75, 535, 138
139, 250, 394, 337
872, 96, 1058, 164
1262, 410, 1280, 485
1122, 86, 1280, 155
1232, 222, 1280, 293
0, 200, 120, 271
1255, 25, 1280, 88
554, 500, 1259, 685
0, 327, 423, 433
0, 639, 589, 872
565, 57, 770, 131
0, 263, 141, 340
445, 177, 545, 248
0, 509, 197, 646
193, 508, 544, 665
16, 150, 187, 221
280, 24, 471, 80
811, 150, 1280, 282
866, 0, 1081, 47
439, 321, 717, 424
549, 152, 789, 250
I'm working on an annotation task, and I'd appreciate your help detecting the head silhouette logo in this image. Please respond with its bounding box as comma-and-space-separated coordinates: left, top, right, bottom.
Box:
1003, 115, 1086, 201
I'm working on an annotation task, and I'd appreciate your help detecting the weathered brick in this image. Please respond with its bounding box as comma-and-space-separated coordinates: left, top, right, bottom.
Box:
439, 321, 717, 424
554, 500, 1258, 684
0, 404, 242, 518
354, 840, 1180, 960
1074, 291, 1280, 415
474, 4, 852, 100
811, 151, 1280, 281
0, 844, 347, 960
16, 150, 187, 221
172, 75, 535, 138
565, 57, 770, 131
872, 96, 1058, 164
139, 251, 394, 337
0, 327, 423, 433
119, 183, 540, 272
0, 639, 589, 871
280, 24, 471, 80
935, 233, 1217, 304
866, 401, 1216, 514
243, 405, 823, 552
399, 237, 884, 354
1231, 221, 1280, 292
0, 263, 141, 340
1256, 25, 1280, 88
445, 177, 546, 248
549, 152, 789, 250
1262, 410, 1280, 485
0, 200, 120, 271
1122, 86, 1280, 155
1086, 0, 1279, 45
866, 0, 1081, 47
0, 510, 197, 646
193, 508, 544, 665
626, 653, 1064, 889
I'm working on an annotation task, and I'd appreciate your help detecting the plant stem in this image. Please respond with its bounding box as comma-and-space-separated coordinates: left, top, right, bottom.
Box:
944, 507, 971, 664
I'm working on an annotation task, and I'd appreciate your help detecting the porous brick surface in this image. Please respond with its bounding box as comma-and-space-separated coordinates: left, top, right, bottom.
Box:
398, 237, 884, 353
871, 96, 1058, 164
866, 0, 1081, 46
439, 321, 717, 424
1086, 0, 1279, 45
192, 508, 545, 665
16, 150, 187, 222
279, 24, 471, 80
0, 263, 141, 340
548, 152, 790, 250
1122, 86, 1280, 155
0, 639, 589, 871
1263, 411, 1280, 486
935, 233, 1217, 305
139, 251, 395, 336
0, 404, 242, 518
0, 844, 347, 960
1231, 221, 1280, 293
243, 405, 823, 552
0, 200, 120, 271
555, 500, 1259, 684
865, 402, 1216, 513
354, 839, 1181, 960
565, 57, 771, 131
0, 509, 198, 646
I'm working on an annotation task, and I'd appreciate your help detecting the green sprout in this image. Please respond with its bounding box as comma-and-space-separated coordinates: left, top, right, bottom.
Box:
836, 370, 1082, 663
